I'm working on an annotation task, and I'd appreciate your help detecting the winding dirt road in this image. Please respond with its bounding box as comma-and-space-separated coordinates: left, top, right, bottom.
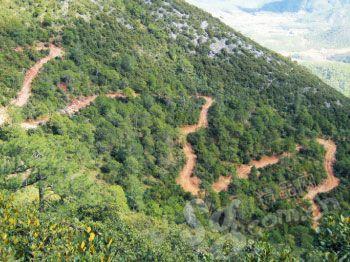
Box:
176, 96, 214, 196
11, 44, 63, 107
1, 43, 128, 130
62, 92, 127, 115
21, 92, 128, 129
212, 146, 301, 192
2, 43, 341, 229
304, 138, 339, 228
0, 44, 63, 127
212, 138, 340, 228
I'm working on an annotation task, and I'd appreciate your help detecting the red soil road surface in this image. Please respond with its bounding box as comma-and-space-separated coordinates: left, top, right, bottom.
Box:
176, 96, 214, 196
57, 82, 68, 92
60, 95, 98, 115
212, 175, 232, 192
61, 92, 126, 115
212, 138, 340, 228
10, 44, 63, 107
21, 116, 50, 130
237, 155, 282, 179
21, 92, 127, 129
13, 42, 48, 52
304, 138, 340, 228
212, 156, 282, 193
0, 107, 8, 126
6, 169, 31, 181
180, 96, 214, 135
212, 146, 301, 193
1, 43, 59, 127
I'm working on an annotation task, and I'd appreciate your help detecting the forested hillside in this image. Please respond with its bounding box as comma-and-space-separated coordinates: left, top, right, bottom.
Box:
0, 0, 349, 260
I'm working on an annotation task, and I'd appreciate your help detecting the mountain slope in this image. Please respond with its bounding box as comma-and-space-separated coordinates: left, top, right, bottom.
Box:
0, 0, 349, 260
187, 0, 350, 97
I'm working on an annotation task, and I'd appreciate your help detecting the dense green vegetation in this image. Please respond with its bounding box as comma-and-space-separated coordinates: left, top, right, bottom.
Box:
0, 0, 349, 260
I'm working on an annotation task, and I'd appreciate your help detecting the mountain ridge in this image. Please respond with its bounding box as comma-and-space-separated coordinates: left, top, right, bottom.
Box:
242, 0, 350, 13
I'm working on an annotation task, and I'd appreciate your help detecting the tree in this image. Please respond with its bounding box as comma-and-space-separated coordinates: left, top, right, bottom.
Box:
120, 54, 136, 73
316, 214, 350, 260
125, 174, 145, 211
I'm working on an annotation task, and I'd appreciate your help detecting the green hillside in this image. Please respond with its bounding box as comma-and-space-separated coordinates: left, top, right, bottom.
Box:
0, 0, 349, 260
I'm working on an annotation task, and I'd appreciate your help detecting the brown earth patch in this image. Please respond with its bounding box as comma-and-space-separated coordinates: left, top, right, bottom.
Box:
212, 175, 232, 193
11, 44, 63, 107
176, 96, 214, 196
212, 145, 301, 192
58, 82, 68, 92
20, 92, 127, 129
304, 138, 339, 228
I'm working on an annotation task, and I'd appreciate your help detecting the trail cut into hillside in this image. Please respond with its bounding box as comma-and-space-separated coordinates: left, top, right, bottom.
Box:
13, 42, 48, 53
0, 107, 8, 126
0, 43, 63, 127
212, 175, 232, 193
21, 92, 128, 129
60, 95, 98, 116
212, 146, 301, 192
304, 138, 339, 228
21, 116, 50, 130
6, 169, 31, 182
176, 96, 214, 196
212, 138, 340, 228
11, 44, 63, 107
61, 92, 127, 115
8, 42, 131, 130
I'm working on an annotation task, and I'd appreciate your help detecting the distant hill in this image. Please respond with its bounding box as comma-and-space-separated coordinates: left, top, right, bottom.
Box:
242, 0, 306, 13
243, 0, 350, 13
